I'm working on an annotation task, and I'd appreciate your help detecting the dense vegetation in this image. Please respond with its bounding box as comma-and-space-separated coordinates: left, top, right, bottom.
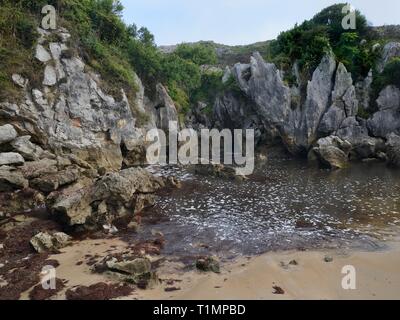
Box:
269, 3, 378, 80
0, 0, 217, 114
0, 1, 399, 119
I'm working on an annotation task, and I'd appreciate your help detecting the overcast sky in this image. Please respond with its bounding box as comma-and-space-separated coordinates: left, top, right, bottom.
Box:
120, 0, 400, 46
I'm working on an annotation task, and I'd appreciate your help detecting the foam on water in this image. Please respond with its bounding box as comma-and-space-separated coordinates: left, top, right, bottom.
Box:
144, 160, 400, 256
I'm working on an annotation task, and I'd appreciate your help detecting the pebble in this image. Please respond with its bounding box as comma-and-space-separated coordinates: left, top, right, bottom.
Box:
324, 256, 334, 263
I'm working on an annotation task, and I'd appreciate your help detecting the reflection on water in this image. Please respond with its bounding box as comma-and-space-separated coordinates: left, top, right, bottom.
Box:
142, 157, 400, 256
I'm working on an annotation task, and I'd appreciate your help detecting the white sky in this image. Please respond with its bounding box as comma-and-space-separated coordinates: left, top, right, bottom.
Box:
120, 0, 400, 45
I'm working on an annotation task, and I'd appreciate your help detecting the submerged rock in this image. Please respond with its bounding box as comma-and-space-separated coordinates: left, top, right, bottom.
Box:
196, 256, 220, 273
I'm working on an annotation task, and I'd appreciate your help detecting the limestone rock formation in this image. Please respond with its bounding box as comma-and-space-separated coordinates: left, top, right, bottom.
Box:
377, 42, 400, 73
0, 27, 168, 171
368, 85, 400, 138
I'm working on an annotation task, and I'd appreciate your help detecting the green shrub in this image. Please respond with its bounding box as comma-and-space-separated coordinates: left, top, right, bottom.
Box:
175, 43, 217, 66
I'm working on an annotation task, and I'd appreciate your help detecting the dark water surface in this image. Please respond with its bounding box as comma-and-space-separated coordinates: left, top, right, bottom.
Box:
142, 158, 400, 256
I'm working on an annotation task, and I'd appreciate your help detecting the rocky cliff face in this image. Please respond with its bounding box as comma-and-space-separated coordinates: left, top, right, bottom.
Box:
208, 41, 400, 168
0, 27, 179, 230
1, 27, 179, 172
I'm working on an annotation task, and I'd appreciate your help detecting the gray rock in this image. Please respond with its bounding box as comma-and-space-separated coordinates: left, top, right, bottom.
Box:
31, 166, 81, 193
107, 258, 151, 276
319, 105, 346, 135
316, 146, 348, 169
106, 257, 158, 287
43, 65, 57, 86
50, 167, 164, 228
153, 83, 179, 132
12, 74, 28, 88
386, 133, 400, 168
0, 124, 18, 145
10, 136, 44, 161
312, 136, 351, 169
19, 159, 58, 180
298, 53, 337, 149
1, 28, 147, 171
319, 63, 358, 136
368, 85, 400, 138
0, 167, 29, 192
196, 256, 220, 273
213, 91, 265, 144
377, 42, 400, 73
355, 70, 373, 112
0, 152, 24, 166
35, 44, 52, 63
337, 117, 384, 159
30, 232, 72, 253
231, 52, 292, 145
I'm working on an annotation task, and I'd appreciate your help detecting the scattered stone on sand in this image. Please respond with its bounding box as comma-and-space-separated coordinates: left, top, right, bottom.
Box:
272, 286, 285, 295
164, 287, 181, 292
196, 256, 220, 273
289, 260, 298, 266
30, 232, 72, 253
65, 283, 134, 300
324, 255, 334, 263
105, 257, 158, 289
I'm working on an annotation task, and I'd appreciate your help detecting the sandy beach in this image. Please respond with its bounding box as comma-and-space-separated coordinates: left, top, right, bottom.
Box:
139, 244, 400, 300
18, 238, 400, 300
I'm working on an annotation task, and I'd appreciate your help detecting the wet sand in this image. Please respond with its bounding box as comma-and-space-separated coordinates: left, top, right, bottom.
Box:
139, 243, 400, 300
19, 239, 400, 300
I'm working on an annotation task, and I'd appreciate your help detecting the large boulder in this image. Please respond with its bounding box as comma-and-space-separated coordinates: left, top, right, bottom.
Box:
368, 85, 400, 138
0, 124, 18, 145
314, 146, 349, 169
49, 168, 164, 228
310, 136, 351, 169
